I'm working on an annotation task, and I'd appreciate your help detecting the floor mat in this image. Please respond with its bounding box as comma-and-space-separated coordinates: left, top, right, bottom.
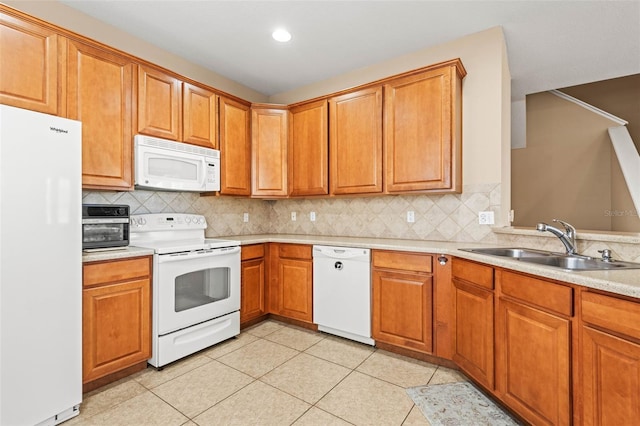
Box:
406, 382, 520, 425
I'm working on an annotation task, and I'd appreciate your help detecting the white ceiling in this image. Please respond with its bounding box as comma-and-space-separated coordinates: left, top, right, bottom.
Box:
59, 1, 640, 100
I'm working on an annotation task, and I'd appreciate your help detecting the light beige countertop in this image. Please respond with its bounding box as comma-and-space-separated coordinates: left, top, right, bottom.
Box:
83, 234, 640, 299
222, 234, 640, 299
82, 246, 155, 263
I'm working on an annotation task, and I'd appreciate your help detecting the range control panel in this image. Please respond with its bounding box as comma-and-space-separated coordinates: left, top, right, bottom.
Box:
130, 213, 207, 231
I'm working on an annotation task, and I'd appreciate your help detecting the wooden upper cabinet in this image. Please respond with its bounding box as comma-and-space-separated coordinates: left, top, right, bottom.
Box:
219, 97, 251, 195
0, 11, 62, 114
329, 86, 383, 195
288, 100, 328, 196
384, 62, 464, 193
66, 40, 134, 190
251, 106, 288, 197
183, 82, 217, 149
136, 65, 182, 140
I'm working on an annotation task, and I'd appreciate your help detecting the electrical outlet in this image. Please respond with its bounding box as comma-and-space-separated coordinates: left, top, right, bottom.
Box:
310, 212, 316, 222
243, 212, 249, 223
291, 212, 297, 221
509, 209, 515, 222
479, 211, 495, 225
407, 211, 415, 223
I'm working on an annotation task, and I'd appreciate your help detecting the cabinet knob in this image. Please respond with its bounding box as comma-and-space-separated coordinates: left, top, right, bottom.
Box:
437, 255, 448, 265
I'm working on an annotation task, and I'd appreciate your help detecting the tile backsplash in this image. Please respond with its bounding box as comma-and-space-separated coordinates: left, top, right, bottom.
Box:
83, 183, 639, 261
83, 183, 501, 242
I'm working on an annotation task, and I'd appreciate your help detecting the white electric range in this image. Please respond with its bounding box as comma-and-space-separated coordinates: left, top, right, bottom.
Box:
130, 213, 240, 368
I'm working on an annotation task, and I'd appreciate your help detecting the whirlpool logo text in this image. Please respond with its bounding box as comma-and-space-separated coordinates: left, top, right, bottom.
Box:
50, 126, 69, 134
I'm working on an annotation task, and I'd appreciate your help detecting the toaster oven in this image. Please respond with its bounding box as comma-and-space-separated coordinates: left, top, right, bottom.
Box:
82, 204, 130, 250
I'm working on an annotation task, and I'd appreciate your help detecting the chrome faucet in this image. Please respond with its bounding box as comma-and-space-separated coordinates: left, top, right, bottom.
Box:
536, 219, 577, 255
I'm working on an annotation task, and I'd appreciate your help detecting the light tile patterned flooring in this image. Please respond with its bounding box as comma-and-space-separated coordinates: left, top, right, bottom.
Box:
68, 320, 467, 425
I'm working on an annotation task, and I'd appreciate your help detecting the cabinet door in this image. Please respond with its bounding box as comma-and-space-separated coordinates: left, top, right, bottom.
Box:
251, 107, 288, 197
496, 298, 571, 426
581, 326, 640, 425
330, 86, 383, 195
289, 100, 328, 196
452, 279, 494, 389
241, 258, 265, 324
277, 258, 312, 322
384, 65, 461, 193
372, 268, 433, 353
219, 97, 251, 195
82, 277, 151, 383
0, 12, 61, 114
67, 40, 133, 190
183, 82, 217, 148
137, 65, 181, 140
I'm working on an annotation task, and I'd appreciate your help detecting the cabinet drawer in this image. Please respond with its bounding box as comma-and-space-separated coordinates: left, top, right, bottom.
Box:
582, 292, 640, 340
241, 244, 265, 261
279, 244, 312, 260
499, 271, 573, 317
372, 250, 431, 273
452, 258, 493, 289
83, 257, 151, 287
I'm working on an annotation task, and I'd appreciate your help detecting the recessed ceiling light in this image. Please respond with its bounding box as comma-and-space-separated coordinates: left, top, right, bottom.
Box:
272, 28, 292, 42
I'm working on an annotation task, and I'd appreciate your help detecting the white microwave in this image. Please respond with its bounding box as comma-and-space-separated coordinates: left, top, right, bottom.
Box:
134, 135, 220, 192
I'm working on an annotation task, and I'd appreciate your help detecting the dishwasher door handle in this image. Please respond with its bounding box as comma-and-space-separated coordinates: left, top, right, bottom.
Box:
314, 246, 369, 260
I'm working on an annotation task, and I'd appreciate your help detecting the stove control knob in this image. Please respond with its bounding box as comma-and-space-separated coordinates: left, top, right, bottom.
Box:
185, 217, 191, 224
130, 218, 137, 226
198, 217, 205, 224
139, 218, 146, 225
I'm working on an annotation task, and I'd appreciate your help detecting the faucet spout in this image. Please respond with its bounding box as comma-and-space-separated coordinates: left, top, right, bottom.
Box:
536, 219, 577, 255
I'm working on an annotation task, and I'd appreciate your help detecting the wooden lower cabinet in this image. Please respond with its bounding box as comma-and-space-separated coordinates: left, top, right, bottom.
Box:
269, 244, 313, 322
82, 257, 151, 386
372, 250, 433, 353
240, 244, 266, 324
452, 258, 494, 390
579, 291, 640, 425
496, 270, 573, 426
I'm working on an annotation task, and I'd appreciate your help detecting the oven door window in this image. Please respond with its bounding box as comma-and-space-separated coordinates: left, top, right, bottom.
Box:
174, 267, 230, 312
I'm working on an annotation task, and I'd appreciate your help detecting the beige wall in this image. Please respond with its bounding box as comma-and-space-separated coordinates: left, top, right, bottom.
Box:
561, 74, 640, 151
512, 91, 628, 231
4, 0, 268, 103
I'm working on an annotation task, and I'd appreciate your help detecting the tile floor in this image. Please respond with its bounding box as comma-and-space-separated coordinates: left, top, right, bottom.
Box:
68, 320, 467, 425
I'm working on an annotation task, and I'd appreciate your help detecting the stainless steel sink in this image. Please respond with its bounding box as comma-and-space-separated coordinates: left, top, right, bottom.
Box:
459, 247, 640, 271
517, 256, 640, 270
459, 247, 557, 258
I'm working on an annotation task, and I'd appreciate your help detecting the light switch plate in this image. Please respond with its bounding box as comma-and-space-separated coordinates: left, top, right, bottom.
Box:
407, 211, 415, 223
291, 212, 297, 221
243, 212, 249, 223
310, 212, 316, 221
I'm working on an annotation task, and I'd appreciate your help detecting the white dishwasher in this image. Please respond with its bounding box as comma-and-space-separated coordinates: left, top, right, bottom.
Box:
313, 245, 374, 345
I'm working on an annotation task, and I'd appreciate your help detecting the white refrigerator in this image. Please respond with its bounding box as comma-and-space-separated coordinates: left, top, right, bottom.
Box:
0, 105, 82, 425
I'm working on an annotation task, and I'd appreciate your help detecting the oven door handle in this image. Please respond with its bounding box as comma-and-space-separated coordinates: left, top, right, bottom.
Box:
158, 246, 240, 263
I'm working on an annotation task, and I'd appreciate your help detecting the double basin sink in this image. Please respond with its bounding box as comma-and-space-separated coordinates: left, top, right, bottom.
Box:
460, 247, 640, 271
